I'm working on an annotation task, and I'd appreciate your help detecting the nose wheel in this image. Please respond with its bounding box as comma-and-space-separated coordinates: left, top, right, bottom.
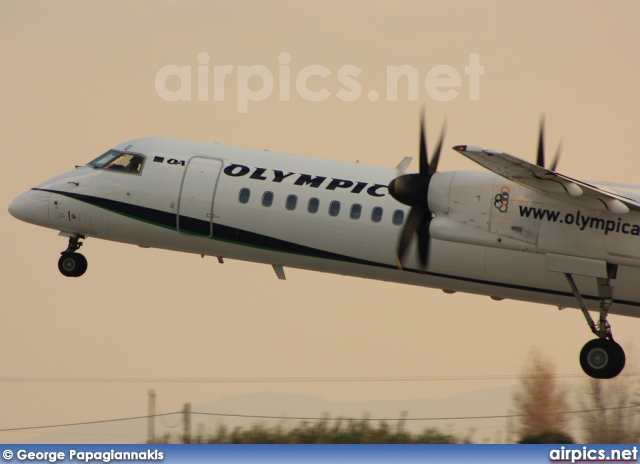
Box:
58, 234, 88, 277
58, 253, 88, 277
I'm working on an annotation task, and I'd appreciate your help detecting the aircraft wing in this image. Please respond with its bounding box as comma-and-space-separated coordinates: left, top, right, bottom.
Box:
453, 145, 640, 214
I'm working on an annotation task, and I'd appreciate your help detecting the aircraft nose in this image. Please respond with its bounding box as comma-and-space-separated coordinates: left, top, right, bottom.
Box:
8, 192, 29, 222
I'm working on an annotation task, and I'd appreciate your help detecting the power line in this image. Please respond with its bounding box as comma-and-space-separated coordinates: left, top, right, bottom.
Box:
0, 413, 177, 433
1, 405, 637, 433
1, 373, 635, 383
188, 405, 640, 422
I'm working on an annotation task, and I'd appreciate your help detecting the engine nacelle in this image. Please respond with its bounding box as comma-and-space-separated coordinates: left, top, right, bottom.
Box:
425, 170, 640, 268
427, 170, 542, 252
430, 216, 537, 252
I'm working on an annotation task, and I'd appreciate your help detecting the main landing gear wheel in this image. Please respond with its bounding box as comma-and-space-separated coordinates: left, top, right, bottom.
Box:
58, 253, 88, 277
580, 339, 625, 380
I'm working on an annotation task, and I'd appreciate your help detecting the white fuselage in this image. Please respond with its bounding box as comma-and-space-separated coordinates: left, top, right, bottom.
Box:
9, 137, 640, 317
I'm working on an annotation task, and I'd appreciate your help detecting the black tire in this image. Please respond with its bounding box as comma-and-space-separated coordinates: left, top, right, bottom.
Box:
58, 253, 88, 277
579, 339, 625, 379
608, 340, 626, 378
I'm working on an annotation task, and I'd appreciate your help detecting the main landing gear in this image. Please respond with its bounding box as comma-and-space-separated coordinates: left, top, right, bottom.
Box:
58, 234, 88, 278
565, 266, 625, 379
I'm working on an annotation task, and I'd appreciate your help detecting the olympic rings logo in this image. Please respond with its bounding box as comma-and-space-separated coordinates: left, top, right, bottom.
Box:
494, 186, 510, 213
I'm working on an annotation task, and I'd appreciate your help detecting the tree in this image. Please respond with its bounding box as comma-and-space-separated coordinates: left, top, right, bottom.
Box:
579, 374, 640, 443
518, 431, 574, 444
154, 418, 466, 443
512, 350, 573, 442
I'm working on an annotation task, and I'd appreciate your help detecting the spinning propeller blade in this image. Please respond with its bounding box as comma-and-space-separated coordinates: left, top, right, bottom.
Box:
536, 116, 561, 171
388, 111, 445, 270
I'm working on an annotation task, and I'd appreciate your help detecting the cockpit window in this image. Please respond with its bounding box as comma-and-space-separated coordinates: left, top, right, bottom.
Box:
89, 150, 144, 174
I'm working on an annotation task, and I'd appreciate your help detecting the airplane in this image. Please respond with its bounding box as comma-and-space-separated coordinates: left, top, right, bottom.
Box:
8, 116, 640, 380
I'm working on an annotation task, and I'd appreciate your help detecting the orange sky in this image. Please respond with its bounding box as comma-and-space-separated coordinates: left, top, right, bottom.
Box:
1, 0, 640, 443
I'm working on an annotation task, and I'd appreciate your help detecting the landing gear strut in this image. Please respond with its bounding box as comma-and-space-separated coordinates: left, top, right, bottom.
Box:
58, 234, 88, 277
565, 266, 625, 379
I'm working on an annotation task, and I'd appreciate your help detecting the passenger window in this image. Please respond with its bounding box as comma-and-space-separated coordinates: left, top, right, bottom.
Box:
262, 191, 274, 207
238, 188, 251, 204
350, 204, 362, 220
392, 209, 405, 225
329, 201, 341, 217
371, 207, 383, 223
286, 195, 298, 211
308, 198, 319, 214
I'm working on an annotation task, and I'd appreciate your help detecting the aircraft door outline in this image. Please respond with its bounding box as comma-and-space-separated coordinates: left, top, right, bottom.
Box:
177, 156, 223, 237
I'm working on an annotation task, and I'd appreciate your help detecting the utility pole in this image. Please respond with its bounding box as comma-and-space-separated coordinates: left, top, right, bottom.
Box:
148, 389, 156, 444
506, 409, 514, 444
183, 403, 191, 444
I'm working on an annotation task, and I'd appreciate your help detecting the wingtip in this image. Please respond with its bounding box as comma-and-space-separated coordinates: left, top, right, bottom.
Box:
453, 145, 486, 153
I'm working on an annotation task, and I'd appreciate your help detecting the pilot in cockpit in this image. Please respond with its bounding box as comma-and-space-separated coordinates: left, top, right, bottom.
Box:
125, 157, 142, 173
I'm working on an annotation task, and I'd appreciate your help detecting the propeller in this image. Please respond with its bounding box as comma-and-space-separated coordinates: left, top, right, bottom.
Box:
388, 112, 445, 270
536, 116, 562, 171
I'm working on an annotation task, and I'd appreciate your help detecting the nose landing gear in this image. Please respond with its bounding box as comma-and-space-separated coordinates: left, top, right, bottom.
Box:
58, 234, 88, 277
